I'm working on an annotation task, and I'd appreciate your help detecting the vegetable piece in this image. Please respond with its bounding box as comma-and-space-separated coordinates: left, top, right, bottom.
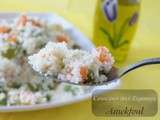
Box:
31, 20, 42, 27
64, 85, 78, 96
17, 15, 28, 26
0, 26, 11, 33
87, 70, 95, 82
0, 93, 6, 105
56, 34, 69, 43
80, 66, 89, 80
96, 47, 110, 63
7, 34, 17, 43
2, 47, 18, 59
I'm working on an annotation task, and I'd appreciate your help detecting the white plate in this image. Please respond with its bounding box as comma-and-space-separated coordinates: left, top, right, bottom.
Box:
0, 12, 120, 112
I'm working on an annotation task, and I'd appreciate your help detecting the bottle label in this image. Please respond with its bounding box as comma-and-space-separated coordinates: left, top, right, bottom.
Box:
95, 0, 140, 62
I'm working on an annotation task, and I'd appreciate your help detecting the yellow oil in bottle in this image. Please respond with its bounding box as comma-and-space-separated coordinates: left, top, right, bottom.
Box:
93, 0, 141, 63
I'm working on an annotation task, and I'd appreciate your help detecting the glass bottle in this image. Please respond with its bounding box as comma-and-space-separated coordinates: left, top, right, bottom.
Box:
93, 0, 141, 63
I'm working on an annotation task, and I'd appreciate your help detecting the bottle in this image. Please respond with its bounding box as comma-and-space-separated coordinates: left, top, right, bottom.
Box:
93, 0, 141, 63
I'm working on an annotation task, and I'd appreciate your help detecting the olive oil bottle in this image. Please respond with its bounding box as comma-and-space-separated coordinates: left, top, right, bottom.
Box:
93, 0, 141, 63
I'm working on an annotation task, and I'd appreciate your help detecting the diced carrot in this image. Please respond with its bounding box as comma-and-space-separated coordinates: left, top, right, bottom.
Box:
80, 66, 89, 80
31, 20, 42, 27
99, 53, 109, 63
97, 47, 110, 63
17, 15, 28, 26
56, 34, 69, 43
0, 26, 11, 33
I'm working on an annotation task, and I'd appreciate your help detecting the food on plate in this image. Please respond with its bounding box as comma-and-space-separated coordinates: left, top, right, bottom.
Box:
28, 42, 114, 84
0, 14, 114, 106
0, 14, 84, 106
